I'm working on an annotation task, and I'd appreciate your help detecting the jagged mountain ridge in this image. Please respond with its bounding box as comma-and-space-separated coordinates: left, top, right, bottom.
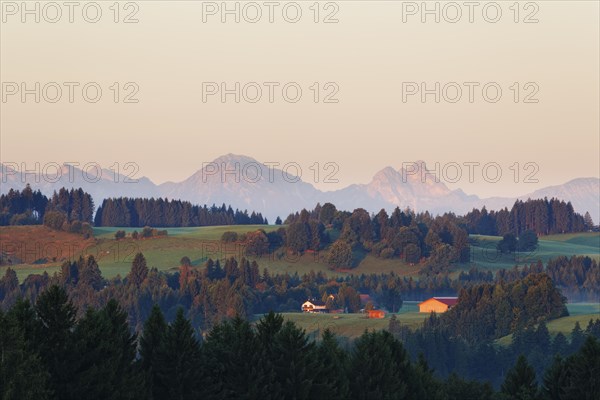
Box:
1, 155, 598, 223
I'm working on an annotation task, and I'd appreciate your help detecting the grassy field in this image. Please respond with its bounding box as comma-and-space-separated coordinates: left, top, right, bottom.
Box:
0, 225, 96, 281
541, 232, 600, 247
566, 303, 600, 316
92, 225, 279, 240
276, 302, 599, 342
1, 225, 420, 281
258, 302, 427, 340
277, 302, 600, 342
2, 226, 599, 282
4, 225, 597, 344
495, 302, 600, 346
461, 233, 600, 272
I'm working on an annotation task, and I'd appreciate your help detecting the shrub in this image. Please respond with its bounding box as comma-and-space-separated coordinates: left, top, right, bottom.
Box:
142, 226, 153, 238
327, 240, 353, 269
403, 243, 421, 264
517, 230, 538, 252
221, 231, 239, 243
43, 211, 66, 230
81, 223, 93, 239
379, 247, 395, 259
244, 230, 269, 256
69, 220, 82, 234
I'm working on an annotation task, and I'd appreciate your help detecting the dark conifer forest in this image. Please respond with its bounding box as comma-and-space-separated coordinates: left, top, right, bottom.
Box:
1, 252, 599, 398
0, 187, 267, 228
1, 284, 599, 400
2, 187, 591, 235
94, 197, 268, 227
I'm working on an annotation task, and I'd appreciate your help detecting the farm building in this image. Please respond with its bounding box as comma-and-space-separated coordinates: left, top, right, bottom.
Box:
359, 294, 373, 306
418, 297, 458, 313
301, 300, 328, 313
367, 309, 385, 319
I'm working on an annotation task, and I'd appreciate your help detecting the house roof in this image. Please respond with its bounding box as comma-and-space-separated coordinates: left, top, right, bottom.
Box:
359, 294, 372, 305
304, 300, 326, 307
418, 297, 459, 307
432, 297, 459, 306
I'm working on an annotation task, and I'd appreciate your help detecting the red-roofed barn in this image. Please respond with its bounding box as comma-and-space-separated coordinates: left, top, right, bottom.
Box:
418, 297, 458, 313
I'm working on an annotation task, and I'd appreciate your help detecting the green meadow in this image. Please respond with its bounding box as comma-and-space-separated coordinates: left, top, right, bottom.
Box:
462, 233, 599, 272
258, 302, 426, 340
4, 225, 421, 281
2, 225, 598, 342
2, 226, 599, 282
495, 302, 600, 346
276, 302, 599, 341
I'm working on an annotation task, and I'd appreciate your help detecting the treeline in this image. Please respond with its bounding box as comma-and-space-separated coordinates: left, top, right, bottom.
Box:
349, 258, 598, 304
0, 254, 597, 390
464, 198, 591, 236
281, 198, 592, 273
0, 185, 48, 225
496, 229, 539, 253
1, 187, 268, 229
42, 188, 95, 237
283, 203, 470, 271
0, 186, 94, 236
115, 227, 168, 240
391, 312, 600, 390
476, 257, 599, 303
94, 197, 267, 227
0, 254, 391, 329
545, 256, 600, 301
1, 253, 596, 337
0, 255, 576, 334
442, 273, 568, 342
1, 287, 599, 400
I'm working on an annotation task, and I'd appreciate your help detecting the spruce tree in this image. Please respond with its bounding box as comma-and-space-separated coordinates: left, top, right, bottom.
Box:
315, 329, 349, 399
570, 322, 586, 352
34, 285, 77, 398
202, 317, 276, 399
564, 336, 600, 400
78, 255, 103, 290
583, 211, 594, 229
349, 330, 410, 399
255, 311, 284, 351
156, 308, 202, 400
443, 373, 494, 400
70, 300, 140, 400
139, 305, 168, 400
0, 307, 52, 400
552, 332, 569, 356
129, 253, 148, 287
541, 356, 569, 400
272, 321, 319, 399
500, 355, 539, 400
253, 312, 285, 398
411, 354, 444, 400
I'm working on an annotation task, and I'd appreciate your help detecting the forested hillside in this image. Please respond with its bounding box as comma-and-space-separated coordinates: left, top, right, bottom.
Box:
95, 197, 267, 227
463, 198, 591, 236
1, 287, 599, 399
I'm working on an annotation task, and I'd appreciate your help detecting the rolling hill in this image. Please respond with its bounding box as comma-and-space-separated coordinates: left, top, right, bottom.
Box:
2, 224, 598, 283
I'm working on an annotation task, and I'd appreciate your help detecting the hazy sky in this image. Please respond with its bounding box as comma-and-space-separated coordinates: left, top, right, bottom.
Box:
1, 0, 599, 197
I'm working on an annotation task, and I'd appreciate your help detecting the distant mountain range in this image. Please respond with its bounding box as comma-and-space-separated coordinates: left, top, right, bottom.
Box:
2, 155, 599, 223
